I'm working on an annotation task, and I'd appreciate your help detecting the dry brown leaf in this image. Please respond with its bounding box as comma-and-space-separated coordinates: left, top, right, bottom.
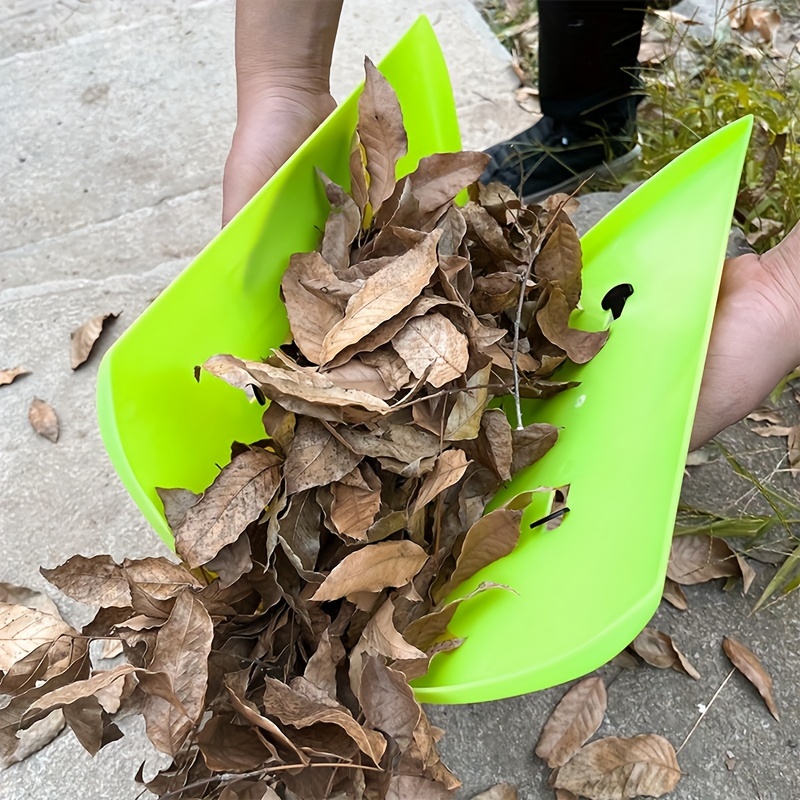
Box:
751, 422, 800, 470
662, 577, 688, 610
319, 175, 362, 273
204, 355, 390, 422
470, 784, 518, 800
175, 447, 282, 568
325, 357, 394, 400
349, 600, 427, 693
330, 465, 382, 539
197, 716, 274, 773
736, 555, 757, 594
535, 676, 607, 768
141, 591, 214, 756
312, 540, 428, 601
261, 675, 386, 764
537, 286, 609, 364
730, 5, 781, 44
0, 366, 30, 387
28, 398, 59, 443
535, 224, 583, 308
393, 313, 470, 388
123, 557, 202, 600
281, 252, 345, 364
631, 627, 700, 679
41, 554, 131, 608
553, 734, 681, 799
444, 363, 492, 440
70, 312, 117, 369
667, 535, 741, 585
358, 57, 408, 215
339, 422, 441, 463
0, 603, 76, 672
722, 636, 779, 720
408, 151, 490, 216
320, 232, 442, 364
22, 664, 135, 725
412, 449, 471, 514
437, 508, 522, 600
462, 202, 520, 262
156, 487, 200, 531
359, 655, 420, 750
284, 417, 362, 495
511, 422, 559, 474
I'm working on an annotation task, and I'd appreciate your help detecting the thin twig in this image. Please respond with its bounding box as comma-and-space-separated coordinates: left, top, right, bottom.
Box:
676, 668, 735, 754
510, 186, 583, 429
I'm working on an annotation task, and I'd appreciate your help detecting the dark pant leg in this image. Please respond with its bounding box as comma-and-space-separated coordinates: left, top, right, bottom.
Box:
538, 0, 647, 125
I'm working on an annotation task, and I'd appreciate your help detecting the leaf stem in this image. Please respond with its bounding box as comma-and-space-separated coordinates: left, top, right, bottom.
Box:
676, 668, 735, 754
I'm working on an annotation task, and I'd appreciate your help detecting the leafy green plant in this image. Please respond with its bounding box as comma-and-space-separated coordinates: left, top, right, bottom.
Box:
637, 18, 800, 251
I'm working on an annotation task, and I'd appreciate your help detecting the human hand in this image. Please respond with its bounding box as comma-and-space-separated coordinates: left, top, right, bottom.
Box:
691, 222, 800, 449
222, 87, 336, 226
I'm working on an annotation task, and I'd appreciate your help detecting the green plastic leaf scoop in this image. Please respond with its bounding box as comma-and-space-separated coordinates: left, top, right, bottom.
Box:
97, 16, 752, 703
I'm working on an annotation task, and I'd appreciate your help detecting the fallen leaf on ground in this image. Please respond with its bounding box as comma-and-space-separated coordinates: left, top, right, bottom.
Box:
667, 535, 741, 585
70, 313, 117, 369
28, 398, 59, 443
662, 578, 688, 610
722, 636, 779, 720
553, 734, 681, 799
535, 676, 607, 768
631, 627, 700, 679
0, 366, 30, 387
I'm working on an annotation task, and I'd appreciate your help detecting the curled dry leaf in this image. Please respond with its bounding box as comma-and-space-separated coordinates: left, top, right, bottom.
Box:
722, 636, 779, 720
630, 627, 700, 679
358, 57, 408, 215
28, 398, 59, 443
70, 312, 117, 369
535, 676, 607, 768
537, 287, 609, 364
553, 734, 681, 799
0, 365, 30, 387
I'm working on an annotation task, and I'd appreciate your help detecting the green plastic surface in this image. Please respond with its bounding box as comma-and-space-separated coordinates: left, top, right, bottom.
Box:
97, 16, 753, 704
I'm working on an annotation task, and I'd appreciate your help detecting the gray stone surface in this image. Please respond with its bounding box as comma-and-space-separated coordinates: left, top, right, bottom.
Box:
2, 2, 800, 799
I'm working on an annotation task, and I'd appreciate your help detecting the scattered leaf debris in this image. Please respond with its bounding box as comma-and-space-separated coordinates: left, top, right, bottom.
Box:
722, 636, 780, 721
70, 312, 118, 369
28, 398, 59, 443
0, 366, 30, 387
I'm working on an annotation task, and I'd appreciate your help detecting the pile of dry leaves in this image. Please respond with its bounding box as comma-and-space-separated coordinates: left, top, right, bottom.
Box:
0, 60, 611, 800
